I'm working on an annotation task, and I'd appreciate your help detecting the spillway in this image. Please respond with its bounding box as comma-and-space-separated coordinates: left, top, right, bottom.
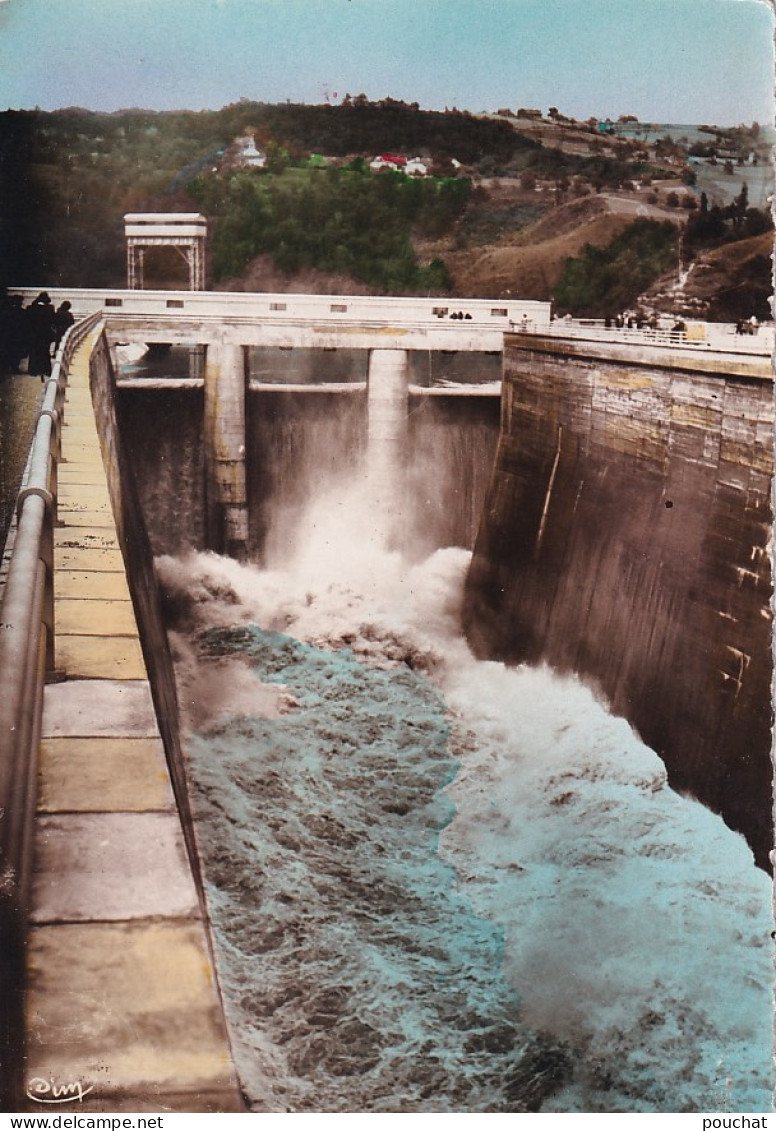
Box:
116, 345, 772, 1113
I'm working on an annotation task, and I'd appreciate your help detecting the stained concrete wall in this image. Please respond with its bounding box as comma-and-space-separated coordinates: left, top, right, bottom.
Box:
88, 335, 209, 900
116, 385, 206, 554
406, 393, 500, 555
463, 336, 773, 869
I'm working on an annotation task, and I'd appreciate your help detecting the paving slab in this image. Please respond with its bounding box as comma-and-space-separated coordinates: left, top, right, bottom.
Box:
46, 1090, 245, 1114
39, 737, 174, 813
59, 445, 107, 467
57, 498, 115, 517
62, 412, 99, 422
54, 528, 120, 549
43, 680, 159, 737
58, 456, 107, 473
56, 599, 137, 636
54, 571, 132, 601
55, 502, 116, 526
53, 545, 126, 572
30, 812, 199, 922
56, 481, 113, 498
55, 635, 147, 680
25, 922, 238, 1096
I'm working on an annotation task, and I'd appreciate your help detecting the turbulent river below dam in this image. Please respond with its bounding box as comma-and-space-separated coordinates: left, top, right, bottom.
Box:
1, 347, 772, 1111
156, 473, 772, 1114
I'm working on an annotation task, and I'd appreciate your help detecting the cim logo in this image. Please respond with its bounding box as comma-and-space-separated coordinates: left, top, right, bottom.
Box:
26, 1077, 94, 1104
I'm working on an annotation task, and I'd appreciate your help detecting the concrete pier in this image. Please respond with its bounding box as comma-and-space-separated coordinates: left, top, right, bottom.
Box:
367, 349, 409, 542
204, 341, 248, 558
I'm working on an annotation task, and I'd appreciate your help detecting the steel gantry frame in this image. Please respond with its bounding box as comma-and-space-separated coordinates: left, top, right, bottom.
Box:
124, 213, 207, 290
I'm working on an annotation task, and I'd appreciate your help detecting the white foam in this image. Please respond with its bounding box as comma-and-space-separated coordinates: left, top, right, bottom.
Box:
156, 480, 773, 1112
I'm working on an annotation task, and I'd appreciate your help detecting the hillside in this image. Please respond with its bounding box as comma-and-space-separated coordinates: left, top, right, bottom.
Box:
414, 191, 688, 301
0, 100, 771, 319
643, 231, 774, 322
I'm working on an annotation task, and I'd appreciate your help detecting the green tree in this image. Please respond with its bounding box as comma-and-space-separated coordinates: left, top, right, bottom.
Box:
190, 162, 466, 292
552, 219, 679, 317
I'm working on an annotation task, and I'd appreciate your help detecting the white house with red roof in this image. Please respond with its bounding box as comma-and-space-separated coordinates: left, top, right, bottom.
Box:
370, 154, 407, 172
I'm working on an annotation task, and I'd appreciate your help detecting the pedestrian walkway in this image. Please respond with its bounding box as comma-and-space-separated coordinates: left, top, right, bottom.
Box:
23, 330, 243, 1113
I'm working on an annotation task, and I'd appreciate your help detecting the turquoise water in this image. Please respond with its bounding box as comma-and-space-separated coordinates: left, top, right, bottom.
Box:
182, 624, 564, 1111
159, 531, 773, 1114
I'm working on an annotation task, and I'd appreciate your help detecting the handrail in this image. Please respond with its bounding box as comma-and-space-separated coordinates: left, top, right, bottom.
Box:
527, 317, 774, 357
0, 309, 101, 1108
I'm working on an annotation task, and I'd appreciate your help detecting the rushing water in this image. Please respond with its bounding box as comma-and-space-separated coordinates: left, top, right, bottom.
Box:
157, 472, 773, 1113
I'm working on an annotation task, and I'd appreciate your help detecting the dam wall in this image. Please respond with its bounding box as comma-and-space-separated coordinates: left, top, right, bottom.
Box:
87, 337, 211, 899
115, 355, 500, 562
463, 335, 773, 869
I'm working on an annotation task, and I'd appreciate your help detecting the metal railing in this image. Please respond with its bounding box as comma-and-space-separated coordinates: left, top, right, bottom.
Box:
0, 310, 101, 1107
532, 316, 774, 357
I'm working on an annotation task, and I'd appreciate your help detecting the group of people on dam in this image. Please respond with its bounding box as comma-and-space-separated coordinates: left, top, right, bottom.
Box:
603, 310, 667, 331
0, 289, 74, 378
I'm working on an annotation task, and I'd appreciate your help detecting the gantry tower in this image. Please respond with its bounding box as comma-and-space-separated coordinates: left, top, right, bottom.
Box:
124, 213, 207, 290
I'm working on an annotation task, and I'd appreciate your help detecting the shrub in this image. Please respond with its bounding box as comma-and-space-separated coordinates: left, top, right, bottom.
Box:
552, 219, 679, 317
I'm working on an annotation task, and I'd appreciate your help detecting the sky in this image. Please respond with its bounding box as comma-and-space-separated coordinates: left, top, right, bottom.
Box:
0, 0, 772, 125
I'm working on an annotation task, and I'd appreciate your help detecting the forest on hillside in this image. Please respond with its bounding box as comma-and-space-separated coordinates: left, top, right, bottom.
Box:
187, 163, 470, 290
1, 99, 534, 288
0, 98, 771, 316
0, 98, 662, 290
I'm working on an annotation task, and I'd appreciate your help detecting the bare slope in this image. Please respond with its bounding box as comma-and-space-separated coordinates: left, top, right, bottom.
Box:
419, 192, 684, 300
644, 231, 773, 321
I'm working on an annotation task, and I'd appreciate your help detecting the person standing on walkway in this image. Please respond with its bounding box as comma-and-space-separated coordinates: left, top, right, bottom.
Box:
27, 292, 56, 379
53, 300, 75, 352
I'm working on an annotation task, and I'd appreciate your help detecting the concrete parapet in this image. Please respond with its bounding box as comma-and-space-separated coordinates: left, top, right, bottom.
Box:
507, 330, 772, 381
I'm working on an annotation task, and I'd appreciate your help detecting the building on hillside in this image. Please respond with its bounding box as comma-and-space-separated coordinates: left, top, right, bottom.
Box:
405, 158, 428, 177
370, 154, 408, 172
369, 154, 429, 176
235, 136, 266, 168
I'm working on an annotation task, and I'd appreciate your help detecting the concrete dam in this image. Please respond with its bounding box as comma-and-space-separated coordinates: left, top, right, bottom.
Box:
115, 326, 772, 872
464, 332, 773, 871
1, 293, 772, 1112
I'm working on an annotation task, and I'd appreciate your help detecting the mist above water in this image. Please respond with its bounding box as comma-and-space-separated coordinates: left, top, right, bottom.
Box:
157, 471, 772, 1113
